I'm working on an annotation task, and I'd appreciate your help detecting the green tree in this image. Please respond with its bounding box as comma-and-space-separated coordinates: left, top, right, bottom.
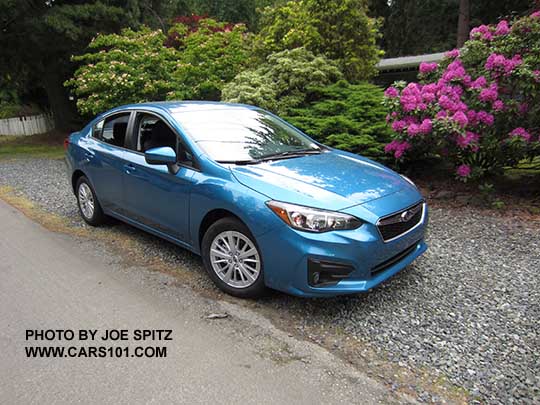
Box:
66, 19, 252, 115
371, 0, 534, 57
285, 81, 391, 160
256, 0, 383, 81
222, 48, 343, 115
0, 0, 188, 130
185, 0, 281, 29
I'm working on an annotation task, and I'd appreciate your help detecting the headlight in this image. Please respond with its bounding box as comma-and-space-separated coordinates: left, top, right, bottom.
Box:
266, 201, 362, 232
400, 174, 416, 187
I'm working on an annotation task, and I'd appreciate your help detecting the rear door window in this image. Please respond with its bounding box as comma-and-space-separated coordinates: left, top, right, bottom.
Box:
93, 113, 130, 148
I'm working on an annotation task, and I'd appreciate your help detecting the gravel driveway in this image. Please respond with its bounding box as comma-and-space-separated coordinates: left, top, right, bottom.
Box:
1, 158, 538, 404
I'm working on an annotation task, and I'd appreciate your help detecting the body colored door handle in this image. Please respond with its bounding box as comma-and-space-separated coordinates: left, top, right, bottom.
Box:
84, 152, 94, 160
124, 163, 136, 174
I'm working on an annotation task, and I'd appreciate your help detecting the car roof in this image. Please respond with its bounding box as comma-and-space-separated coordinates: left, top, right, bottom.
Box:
113, 101, 260, 115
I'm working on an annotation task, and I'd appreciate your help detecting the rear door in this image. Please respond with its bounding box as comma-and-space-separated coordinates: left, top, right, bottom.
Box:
121, 111, 197, 245
81, 112, 132, 213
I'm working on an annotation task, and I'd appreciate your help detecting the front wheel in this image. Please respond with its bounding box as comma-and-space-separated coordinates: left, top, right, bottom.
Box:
201, 218, 266, 298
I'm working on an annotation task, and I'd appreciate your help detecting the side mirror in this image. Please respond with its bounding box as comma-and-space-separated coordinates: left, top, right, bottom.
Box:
145, 146, 177, 165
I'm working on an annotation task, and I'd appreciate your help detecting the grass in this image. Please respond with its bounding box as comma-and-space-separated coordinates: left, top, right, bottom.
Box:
0, 131, 66, 160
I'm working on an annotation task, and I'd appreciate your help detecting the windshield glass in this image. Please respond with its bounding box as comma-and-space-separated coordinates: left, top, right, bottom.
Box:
173, 108, 320, 162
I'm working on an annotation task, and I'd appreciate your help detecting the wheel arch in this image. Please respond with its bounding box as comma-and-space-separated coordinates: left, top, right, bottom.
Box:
198, 209, 246, 251
71, 169, 87, 194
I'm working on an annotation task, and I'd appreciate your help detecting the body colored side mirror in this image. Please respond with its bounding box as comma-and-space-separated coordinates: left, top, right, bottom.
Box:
145, 147, 177, 165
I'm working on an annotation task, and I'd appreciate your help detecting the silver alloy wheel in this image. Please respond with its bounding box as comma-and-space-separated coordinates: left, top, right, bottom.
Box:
209, 230, 261, 289
78, 182, 95, 220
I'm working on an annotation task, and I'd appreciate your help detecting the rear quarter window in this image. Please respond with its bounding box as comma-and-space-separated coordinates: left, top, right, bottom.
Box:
92, 120, 104, 140
92, 113, 130, 147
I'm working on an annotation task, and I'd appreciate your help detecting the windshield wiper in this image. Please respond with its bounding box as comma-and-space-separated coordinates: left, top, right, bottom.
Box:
216, 159, 262, 165
217, 149, 322, 166
258, 149, 322, 161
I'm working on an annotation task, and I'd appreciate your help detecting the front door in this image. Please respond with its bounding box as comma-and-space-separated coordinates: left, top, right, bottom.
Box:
122, 112, 197, 245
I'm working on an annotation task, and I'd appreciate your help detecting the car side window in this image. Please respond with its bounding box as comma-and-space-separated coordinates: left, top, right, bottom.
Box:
93, 120, 104, 140
134, 113, 195, 168
93, 113, 130, 148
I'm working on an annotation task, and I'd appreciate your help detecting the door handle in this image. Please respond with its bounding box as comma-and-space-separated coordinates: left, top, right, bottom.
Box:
124, 163, 136, 174
84, 151, 94, 160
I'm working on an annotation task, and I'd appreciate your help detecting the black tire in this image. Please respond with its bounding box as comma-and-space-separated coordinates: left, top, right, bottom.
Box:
201, 217, 266, 298
76, 176, 106, 226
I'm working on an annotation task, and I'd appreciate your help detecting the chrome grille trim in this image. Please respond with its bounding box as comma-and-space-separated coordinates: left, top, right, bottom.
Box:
376, 201, 425, 243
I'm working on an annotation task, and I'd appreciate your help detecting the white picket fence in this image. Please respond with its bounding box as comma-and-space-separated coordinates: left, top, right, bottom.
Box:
0, 113, 54, 136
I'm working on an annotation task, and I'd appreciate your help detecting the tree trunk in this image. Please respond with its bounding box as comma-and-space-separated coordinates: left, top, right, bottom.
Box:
457, 0, 470, 48
42, 66, 80, 132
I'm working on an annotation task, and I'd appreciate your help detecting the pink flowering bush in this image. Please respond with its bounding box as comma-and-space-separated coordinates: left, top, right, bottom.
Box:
383, 12, 540, 180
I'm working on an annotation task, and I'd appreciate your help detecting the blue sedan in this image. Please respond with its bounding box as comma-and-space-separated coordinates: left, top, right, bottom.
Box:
65, 101, 427, 298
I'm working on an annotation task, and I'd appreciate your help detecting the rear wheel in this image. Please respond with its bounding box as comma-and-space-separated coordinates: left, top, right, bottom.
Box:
201, 217, 266, 298
76, 176, 105, 226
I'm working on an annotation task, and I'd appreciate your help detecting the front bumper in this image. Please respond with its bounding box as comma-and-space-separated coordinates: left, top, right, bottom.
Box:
257, 200, 428, 297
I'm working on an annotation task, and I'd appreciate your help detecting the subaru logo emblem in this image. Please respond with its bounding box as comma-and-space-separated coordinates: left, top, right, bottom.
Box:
400, 210, 414, 222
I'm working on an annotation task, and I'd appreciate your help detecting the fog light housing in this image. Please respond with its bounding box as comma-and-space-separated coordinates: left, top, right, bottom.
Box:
307, 259, 354, 287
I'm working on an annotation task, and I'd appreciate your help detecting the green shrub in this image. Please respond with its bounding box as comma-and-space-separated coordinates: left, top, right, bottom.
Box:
166, 19, 253, 101
222, 48, 343, 115
285, 81, 391, 160
383, 12, 540, 180
0, 104, 21, 119
66, 19, 252, 115
255, 0, 383, 82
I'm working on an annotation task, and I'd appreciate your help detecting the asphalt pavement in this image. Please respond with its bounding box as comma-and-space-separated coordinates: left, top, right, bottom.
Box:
0, 199, 400, 404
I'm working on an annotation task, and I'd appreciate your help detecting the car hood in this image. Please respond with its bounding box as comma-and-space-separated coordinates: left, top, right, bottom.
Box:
230, 150, 407, 211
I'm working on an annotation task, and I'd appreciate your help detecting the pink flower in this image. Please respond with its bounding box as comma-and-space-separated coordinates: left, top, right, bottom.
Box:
456, 164, 472, 177
391, 120, 407, 132
422, 91, 436, 103
422, 83, 439, 93
456, 131, 480, 149
485, 53, 522, 76
403, 116, 418, 125
441, 60, 467, 82
492, 100, 504, 111
470, 25, 493, 41
534, 70, 540, 82
479, 83, 498, 103
436, 111, 448, 120
445, 49, 460, 59
419, 118, 433, 134
384, 87, 399, 98
531, 11, 540, 18
477, 111, 494, 126
509, 127, 532, 142
466, 110, 478, 125
394, 145, 409, 159
470, 76, 487, 89
407, 123, 421, 136
452, 111, 468, 128
385, 140, 411, 159
495, 20, 510, 36
419, 62, 438, 74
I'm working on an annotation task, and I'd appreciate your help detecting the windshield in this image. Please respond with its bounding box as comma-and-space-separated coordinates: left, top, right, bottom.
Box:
173, 108, 320, 162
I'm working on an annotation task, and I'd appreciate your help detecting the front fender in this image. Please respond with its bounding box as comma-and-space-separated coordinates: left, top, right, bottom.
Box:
188, 171, 281, 254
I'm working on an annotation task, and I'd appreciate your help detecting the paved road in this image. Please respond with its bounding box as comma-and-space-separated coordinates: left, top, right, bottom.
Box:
0, 199, 400, 404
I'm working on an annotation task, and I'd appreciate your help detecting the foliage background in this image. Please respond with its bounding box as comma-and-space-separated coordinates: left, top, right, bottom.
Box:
285, 81, 392, 160
383, 12, 540, 179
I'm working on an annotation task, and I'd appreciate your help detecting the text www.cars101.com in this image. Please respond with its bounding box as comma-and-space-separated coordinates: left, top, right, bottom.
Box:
25, 345, 167, 358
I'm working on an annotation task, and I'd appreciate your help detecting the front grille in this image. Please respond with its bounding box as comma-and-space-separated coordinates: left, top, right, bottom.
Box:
377, 202, 424, 242
371, 240, 420, 275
